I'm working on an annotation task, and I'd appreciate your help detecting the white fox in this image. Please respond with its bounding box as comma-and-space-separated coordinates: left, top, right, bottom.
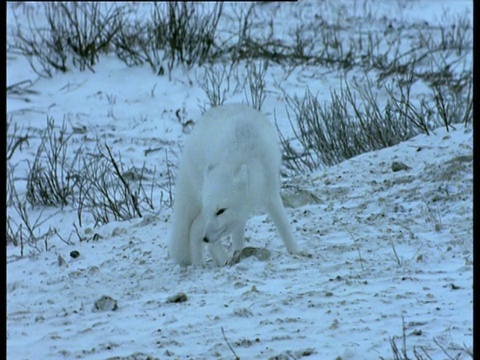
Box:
169, 104, 301, 266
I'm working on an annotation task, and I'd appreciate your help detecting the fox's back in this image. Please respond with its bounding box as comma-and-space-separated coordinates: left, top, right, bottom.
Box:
184, 104, 281, 171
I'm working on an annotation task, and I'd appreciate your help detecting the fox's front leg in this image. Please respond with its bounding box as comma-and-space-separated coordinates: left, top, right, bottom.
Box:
190, 213, 207, 266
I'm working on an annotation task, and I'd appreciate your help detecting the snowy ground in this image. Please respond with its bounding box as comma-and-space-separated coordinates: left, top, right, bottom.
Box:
7, 1, 473, 359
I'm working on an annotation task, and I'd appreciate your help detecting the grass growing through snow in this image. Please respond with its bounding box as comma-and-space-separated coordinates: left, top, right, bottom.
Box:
6, 116, 171, 255
380, 315, 473, 360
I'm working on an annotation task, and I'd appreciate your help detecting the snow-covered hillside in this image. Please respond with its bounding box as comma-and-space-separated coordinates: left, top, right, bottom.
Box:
7, 124, 473, 359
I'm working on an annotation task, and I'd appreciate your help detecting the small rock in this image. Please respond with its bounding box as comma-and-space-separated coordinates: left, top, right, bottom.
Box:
58, 255, 67, 267
449, 283, 461, 290
93, 295, 118, 312
166, 292, 188, 303
295, 348, 315, 357
232, 307, 254, 317
330, 319, 339, 329
88, 266, 100, 275
445, 154, 473, 164
409, 329, 423, 336
228, 246, 271, 265
111, 227, 126, 237
281, 188, 322, 208
391, 161, 411, 172
104, 353, 160, 360
268, 354, 290, 360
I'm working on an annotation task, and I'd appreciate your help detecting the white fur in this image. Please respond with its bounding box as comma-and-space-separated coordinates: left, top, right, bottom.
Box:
169, 104, 300, 266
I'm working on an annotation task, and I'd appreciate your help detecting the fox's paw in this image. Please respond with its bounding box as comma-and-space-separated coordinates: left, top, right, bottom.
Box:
299, 250, 313, 258
289, 248, 312, 258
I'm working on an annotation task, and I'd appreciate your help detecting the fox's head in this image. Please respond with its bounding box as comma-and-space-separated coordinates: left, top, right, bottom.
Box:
201, 163, 250, 244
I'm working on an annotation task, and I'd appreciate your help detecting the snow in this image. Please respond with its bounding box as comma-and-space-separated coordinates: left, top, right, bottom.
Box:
7, 1, 472, 359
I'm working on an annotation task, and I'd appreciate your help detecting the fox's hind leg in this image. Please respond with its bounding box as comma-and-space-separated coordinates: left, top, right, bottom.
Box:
265, 193, 300, 255
232, 222, 246, 252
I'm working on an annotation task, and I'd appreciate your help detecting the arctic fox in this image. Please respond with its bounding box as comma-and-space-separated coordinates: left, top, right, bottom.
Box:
169, 104, 301, 266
